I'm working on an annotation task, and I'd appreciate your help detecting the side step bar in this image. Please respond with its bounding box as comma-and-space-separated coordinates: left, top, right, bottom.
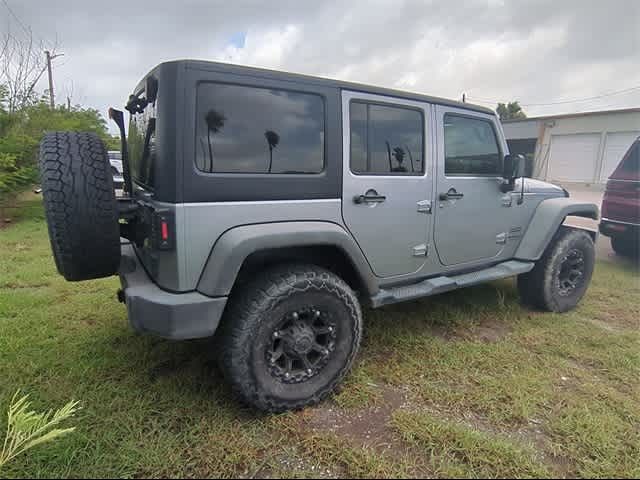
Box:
370, 260, 535, 308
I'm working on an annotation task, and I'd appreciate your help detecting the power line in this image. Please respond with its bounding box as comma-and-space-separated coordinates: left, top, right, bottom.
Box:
468, 85, 640, 107
1, 0, 59, 93
1, 0, 54, 50
1, 0, 30, 37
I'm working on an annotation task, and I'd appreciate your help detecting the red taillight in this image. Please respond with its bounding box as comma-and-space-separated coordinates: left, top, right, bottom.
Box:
161, 221, 169, 241
152, 211, 174, 250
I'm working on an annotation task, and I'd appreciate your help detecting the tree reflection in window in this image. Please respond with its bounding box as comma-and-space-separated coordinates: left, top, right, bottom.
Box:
196, 84, 324, 174
205, 109, 226, 171
264, 130, 280, 173
392, 146, 409, 172
350, 101, 424, 175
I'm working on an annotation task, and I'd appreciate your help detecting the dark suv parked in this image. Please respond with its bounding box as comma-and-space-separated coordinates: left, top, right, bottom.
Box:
600, 138, 640, 258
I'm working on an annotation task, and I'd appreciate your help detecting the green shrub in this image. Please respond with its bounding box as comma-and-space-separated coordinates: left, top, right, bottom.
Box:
0, 89, 119, 206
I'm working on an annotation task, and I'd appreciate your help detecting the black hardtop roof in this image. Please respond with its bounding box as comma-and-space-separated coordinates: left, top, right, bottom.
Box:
151, 59, 494, 115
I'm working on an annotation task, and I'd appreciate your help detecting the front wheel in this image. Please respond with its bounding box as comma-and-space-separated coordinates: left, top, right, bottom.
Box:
518, 227, 595, 312
218, 264, 363, 412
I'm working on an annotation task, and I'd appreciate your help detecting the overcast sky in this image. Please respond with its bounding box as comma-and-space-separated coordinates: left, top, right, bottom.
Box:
3, 0, 639, 132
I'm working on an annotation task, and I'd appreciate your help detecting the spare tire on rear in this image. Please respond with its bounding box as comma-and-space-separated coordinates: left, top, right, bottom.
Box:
39, 132, 121, 281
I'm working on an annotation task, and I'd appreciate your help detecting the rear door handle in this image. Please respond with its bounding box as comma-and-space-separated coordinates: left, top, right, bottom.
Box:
354, 192, 386, 204
439, 188, 464, 201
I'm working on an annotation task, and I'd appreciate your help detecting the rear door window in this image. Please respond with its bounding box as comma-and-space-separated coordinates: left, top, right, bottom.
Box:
350, 101, 424, 175
195, 83, 325, 174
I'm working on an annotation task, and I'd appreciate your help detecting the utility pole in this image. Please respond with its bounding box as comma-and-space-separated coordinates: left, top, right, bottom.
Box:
44, 50, 64, 109
462, 93, 466, 103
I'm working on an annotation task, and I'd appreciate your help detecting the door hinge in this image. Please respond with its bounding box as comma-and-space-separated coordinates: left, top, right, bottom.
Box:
412, 243, 429, 256
496, 232, 507, 244
417, 199, 432, 214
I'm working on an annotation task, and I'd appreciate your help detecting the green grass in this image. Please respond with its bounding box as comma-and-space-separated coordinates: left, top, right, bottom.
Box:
391, 410, 549, 478
1, 194, 639, 478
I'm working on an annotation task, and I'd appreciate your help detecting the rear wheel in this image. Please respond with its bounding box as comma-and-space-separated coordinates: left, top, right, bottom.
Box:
219, 264, 362, 412
518, 227, 595, 312
39, 132, 121, 281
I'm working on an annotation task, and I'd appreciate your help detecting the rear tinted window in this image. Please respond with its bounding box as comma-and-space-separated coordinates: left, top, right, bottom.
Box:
196, 83, 325, 174
618, 141, 639, 174
128, 96, 157, 188
444, 114, 501, 175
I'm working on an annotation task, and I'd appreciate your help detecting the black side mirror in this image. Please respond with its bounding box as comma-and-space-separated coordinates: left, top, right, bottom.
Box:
502, 154, 525, 192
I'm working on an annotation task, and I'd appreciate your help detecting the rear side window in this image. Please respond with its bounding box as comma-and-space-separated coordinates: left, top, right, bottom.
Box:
618, 141, 639, 174
350, 101, 424, 175
444, 114, 501, 176
195, 83, 325, 174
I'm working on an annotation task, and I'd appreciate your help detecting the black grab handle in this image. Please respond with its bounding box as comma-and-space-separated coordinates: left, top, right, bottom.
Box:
354, 194, 386, 204
439, 189, 464, 201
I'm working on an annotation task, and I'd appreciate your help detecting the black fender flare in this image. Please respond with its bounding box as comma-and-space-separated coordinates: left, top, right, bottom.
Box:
515, 197, 599, 261
196, 221, 378, 297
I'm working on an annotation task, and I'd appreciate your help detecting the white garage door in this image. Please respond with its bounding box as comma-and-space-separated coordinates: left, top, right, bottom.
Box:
599, 131, 640, 182
548, 133, 601, 183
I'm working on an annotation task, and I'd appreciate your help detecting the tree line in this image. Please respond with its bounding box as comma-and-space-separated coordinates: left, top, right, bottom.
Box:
0, 30, 117, 209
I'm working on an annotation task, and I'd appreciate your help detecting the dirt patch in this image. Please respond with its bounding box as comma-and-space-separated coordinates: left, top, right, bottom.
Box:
253, 451, 344, 479
426, 322, 458, 341
304, 384, 412, 453
456, 316, 513, 343
2, 282, 50, 289
589, 309, 640, 332
514, 424, 576, 478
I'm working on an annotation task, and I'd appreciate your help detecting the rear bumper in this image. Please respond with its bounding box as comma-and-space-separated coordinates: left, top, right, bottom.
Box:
599, 218, 640, 238
119, 243, 227, 340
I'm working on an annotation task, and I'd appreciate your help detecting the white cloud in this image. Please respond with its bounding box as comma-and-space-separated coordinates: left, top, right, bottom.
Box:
216, 25, 301, 68
3, 0, 637, 129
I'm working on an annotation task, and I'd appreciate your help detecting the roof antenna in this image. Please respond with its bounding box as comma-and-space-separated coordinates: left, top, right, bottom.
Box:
517, 155, 525, 205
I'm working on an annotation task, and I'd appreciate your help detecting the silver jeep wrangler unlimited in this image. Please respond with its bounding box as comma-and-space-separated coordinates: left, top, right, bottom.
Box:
39, 60, 598, 412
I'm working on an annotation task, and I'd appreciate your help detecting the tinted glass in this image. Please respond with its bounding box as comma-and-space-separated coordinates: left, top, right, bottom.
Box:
128, 95, 157, 188
196, 83, 324, 174
444, 114, 501, 175
619, 141, 639, 173
350, 101, 424, 175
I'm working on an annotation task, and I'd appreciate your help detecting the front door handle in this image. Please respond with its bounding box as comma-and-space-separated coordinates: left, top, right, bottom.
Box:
439, 188, 464, 201
354, 191, 386, 204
